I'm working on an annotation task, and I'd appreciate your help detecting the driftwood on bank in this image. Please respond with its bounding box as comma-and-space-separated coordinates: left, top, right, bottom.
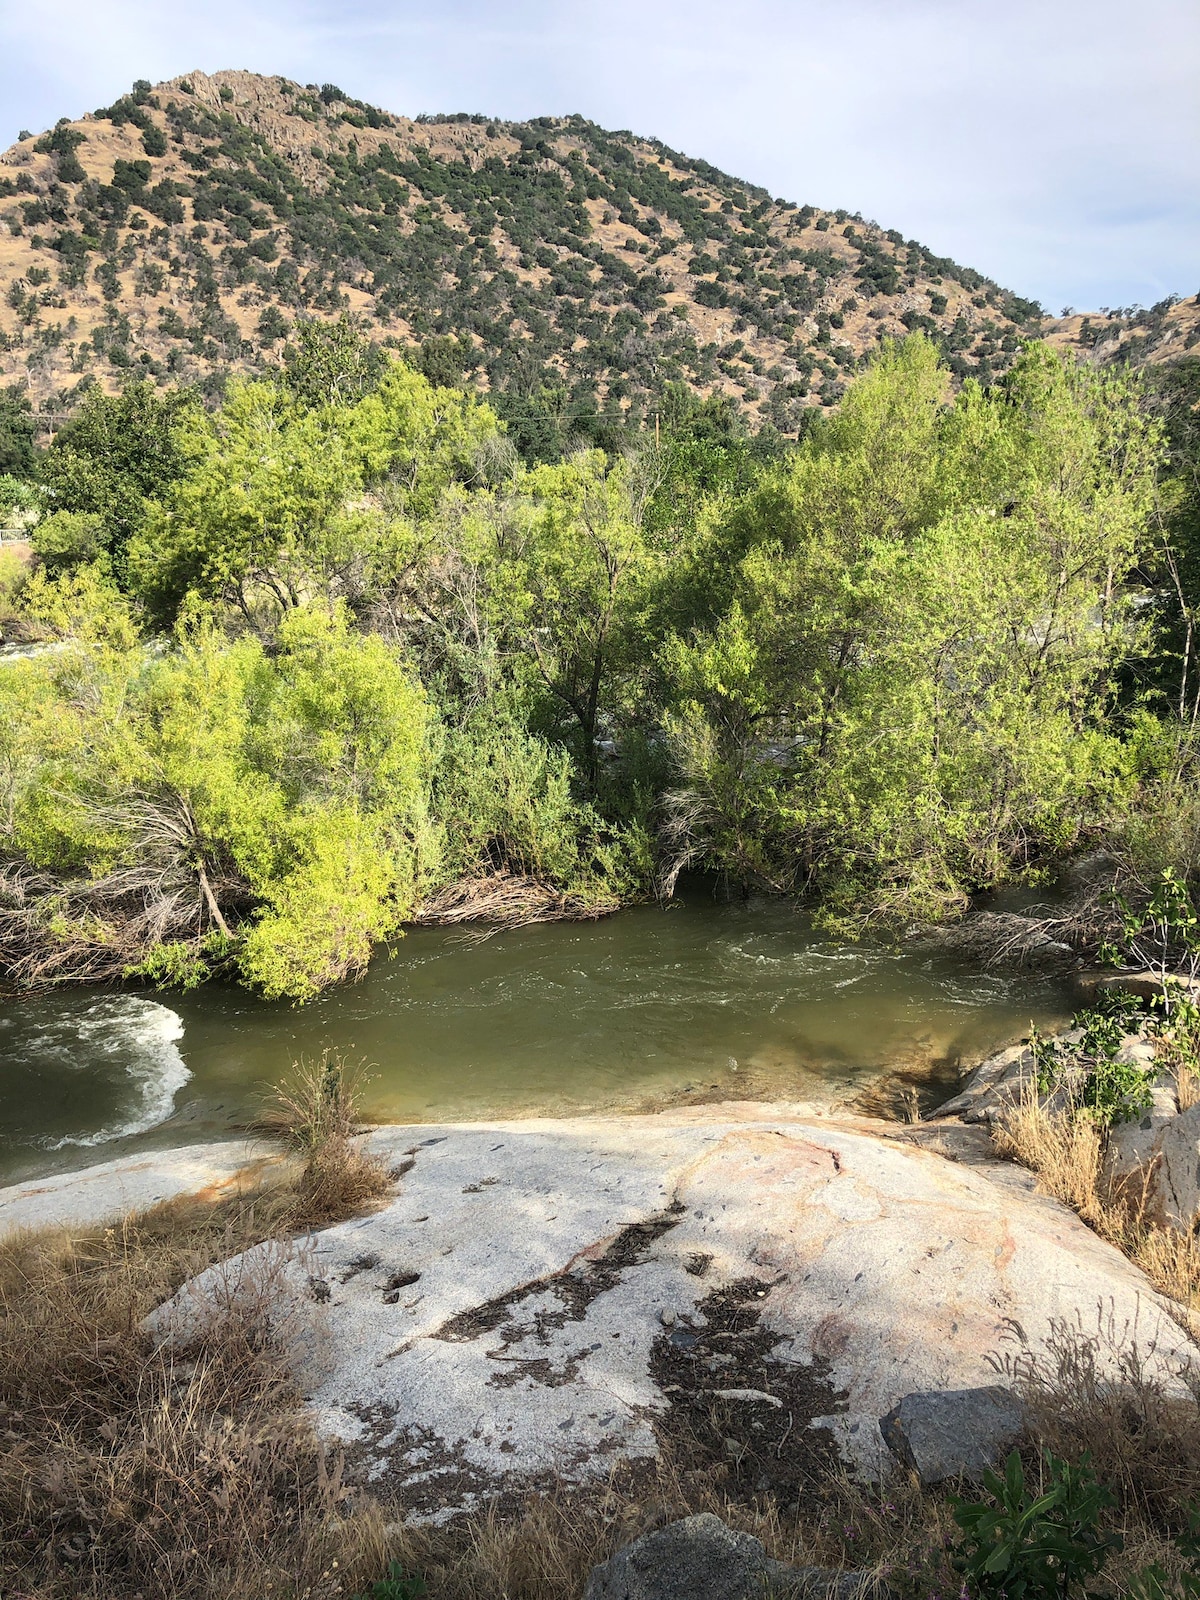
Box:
412, 869, 620, 937
0, 854, 244, 989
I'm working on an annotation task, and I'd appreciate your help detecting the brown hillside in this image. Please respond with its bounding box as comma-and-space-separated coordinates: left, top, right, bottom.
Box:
1045, 295, 1200, 369
0, 68, 1182, 442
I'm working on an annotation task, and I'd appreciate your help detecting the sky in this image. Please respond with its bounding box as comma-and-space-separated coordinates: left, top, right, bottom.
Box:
0, 0, 1195, 313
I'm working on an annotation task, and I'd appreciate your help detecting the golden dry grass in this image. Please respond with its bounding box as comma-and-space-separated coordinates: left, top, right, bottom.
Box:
993, 1088, 1200, 1325
256, 1051, 393, 1232
0, 1057, 397, 1600
378, 1463, 958, 1600
1177, 1062, 1200, 1113
0, 1191, 392, 1600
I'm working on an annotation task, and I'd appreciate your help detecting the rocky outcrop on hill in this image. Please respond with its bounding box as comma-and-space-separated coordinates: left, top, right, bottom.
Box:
139, 1107, 1194, 1519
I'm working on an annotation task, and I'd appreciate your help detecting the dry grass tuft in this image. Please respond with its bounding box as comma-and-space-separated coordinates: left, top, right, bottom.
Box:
257, 1049, 393, 1231
1177, 1062, 1200, 1113
0, 1191, 389, 1600
993, 1088, 1200, 1324
1004, 1314, 1200, 1528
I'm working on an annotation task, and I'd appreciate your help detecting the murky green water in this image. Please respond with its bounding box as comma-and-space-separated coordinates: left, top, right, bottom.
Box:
0, 888, 1076, 1182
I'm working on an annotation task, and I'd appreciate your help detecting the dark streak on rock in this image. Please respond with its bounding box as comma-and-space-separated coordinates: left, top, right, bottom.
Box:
431, 1202, 686, 1346
650, 1277, 847, 1500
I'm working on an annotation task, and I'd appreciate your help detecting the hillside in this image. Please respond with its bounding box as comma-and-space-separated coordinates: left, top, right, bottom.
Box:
0, 69, 1052, 448
1044, 295, 1200, 370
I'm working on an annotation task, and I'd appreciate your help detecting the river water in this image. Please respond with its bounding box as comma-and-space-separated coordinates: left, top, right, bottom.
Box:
0, 888, 1076, 1182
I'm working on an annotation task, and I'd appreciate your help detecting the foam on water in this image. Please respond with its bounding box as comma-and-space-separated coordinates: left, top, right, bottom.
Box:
44, 997, 190, 1148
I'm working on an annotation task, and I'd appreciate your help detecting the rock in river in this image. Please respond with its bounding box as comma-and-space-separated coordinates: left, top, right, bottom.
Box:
141, 1105, 1195, 1518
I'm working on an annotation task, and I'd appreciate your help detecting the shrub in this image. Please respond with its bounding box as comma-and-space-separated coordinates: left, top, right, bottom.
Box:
954, 1449, 1120, 1599
258, 1049, 392, 1228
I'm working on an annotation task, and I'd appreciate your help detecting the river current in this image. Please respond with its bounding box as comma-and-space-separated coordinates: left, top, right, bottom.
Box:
0, 888, 1075, 1182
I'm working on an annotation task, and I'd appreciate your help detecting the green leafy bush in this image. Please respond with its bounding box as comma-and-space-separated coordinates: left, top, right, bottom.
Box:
954, 1449, 1120, 1599
353, 1562, 426, 1600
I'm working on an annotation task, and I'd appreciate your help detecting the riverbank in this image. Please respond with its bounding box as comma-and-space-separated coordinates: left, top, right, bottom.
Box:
7, 995, 1200, 1600
1, 1097, 1192, 1494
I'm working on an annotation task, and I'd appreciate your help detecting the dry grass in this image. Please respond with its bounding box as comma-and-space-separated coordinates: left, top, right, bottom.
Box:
1177, 1062, 1200, 1113
986, 1313, 1200, 1593
0, 1191, 391, 1600
380, 1464, 958, 1600
1004, 1315, 1200, 1528
992, 1091, 1108, 1226
256, 1051, 393, 1232
0, 1057, 399, 1600
414, 871, 619, 936
993, 1089, 1200, 1326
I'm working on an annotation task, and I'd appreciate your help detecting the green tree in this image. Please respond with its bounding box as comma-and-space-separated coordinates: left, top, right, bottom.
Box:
0, 598, 434, 1002
281, 314, 388, 409
513, 449, 657, 780
659, 337, 1161, 919
35, 381, 199, 579
129, 362, 502, 625
0, 385, 37, 478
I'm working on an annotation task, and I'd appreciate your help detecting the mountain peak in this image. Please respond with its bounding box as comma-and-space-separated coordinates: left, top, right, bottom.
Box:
0, 70, 1189, 444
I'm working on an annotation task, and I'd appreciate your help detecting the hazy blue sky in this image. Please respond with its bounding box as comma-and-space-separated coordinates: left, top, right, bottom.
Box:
1, 0, 1195, 312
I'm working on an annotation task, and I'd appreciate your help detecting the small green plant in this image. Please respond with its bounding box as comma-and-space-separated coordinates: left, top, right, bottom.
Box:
1030, 992, 1154, 1126
1074, 993, 1155, 1127
353, 1562, 426, 1600
1079, 1051, 1155, 1127
954, 1449, 1120, 1599
1029, 1023, 1061, 1093
1113, 870, 1200, 1015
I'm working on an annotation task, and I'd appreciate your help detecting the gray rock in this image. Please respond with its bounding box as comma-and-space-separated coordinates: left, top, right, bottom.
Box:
880, 1386, 1024, 1486
932, 1042, 1033, 1122
0, 1139, 284, 1235
1103, 1075, 1179, 1194
582, 1514, 878, 1600
1145, 1103, 1200, 1230
1079, 970, 1200, 1007
130, 1108, 1197, 1518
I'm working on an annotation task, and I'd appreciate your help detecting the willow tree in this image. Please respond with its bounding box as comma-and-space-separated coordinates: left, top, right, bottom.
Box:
660, 336, 1163, 921
127, 360, 502, 628
0, 598, 435, 1001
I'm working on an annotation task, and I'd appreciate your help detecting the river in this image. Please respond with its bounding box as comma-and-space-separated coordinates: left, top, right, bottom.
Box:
0, 887, 1076, 1182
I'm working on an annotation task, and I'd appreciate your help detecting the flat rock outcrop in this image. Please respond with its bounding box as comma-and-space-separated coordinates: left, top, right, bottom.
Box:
0, 1139, 283, 1234
146, 1108, 1195, 1518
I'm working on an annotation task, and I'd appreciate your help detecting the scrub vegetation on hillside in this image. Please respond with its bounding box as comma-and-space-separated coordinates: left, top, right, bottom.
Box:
0, 69, 1049, 451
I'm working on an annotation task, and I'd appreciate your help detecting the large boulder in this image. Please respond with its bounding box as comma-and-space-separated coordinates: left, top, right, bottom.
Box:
145, 1106, 1196, 1519
1105, 1100, 1200, 1231
583, 1513, 876, 1600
